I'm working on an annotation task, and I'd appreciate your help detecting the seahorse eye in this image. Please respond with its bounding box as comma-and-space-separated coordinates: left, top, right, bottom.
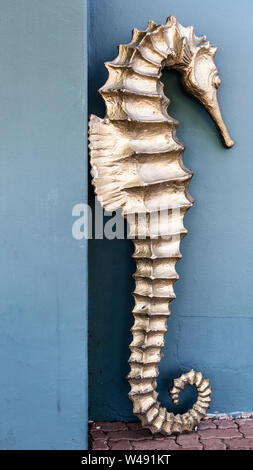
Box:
213, 74, 221, 89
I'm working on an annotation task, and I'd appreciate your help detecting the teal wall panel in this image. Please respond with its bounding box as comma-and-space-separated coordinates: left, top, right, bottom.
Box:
89, 0, 253, 419
0, 0, 88, 449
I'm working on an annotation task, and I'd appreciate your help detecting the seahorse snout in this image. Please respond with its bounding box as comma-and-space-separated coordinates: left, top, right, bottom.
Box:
206, 97, 234, 148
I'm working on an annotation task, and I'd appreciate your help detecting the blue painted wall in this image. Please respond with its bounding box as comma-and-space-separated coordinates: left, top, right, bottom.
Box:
89, 0, 253, 419
0, 1, 88, 449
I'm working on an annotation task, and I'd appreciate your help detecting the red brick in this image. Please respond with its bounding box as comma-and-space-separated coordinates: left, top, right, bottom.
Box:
213, 419, 237, 429
177, 433, 202, 449
90, 429, 107, 440
127, 422, 175, 439
235, 416, 253, 424
92, 421, 128, 432
199, 428, 241, 440
238, 425, 253, 438
127, 422, 143, 431
107, 429, 153, 441
202, 438, 226, 450
181, 447, 203, 450
235, 418, 253, 427
224, 438, 253, 450
108, 440, 132, 450
154, 433, 176, 440
92, 439, 109, 450
197, 419, 216, 430
131, 439, 180, 450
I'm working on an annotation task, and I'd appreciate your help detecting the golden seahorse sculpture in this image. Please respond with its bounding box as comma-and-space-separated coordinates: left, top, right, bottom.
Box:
89, 16, 234, 434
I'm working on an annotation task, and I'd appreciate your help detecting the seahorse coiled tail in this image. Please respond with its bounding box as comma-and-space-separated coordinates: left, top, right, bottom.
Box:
89, 16, 234, 434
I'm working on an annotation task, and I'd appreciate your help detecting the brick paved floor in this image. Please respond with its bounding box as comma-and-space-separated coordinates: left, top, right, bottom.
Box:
89, 417, 253, 450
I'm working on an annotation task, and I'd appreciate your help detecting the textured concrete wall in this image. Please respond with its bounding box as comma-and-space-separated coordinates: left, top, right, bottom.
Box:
0, 0, 88, 449
89, 0, 253, 420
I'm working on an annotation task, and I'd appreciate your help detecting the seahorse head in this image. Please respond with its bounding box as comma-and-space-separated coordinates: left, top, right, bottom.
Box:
179, 34, 234, 147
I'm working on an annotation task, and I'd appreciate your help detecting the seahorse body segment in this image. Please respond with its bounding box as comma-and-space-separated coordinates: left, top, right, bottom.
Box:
89, 16, 234, 434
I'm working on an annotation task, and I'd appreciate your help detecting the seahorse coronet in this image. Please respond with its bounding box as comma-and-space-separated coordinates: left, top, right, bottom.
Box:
89, 16, 234, 434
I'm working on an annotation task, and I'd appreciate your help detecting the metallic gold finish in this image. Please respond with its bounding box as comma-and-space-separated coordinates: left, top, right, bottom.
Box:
89, 16, 234, 434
